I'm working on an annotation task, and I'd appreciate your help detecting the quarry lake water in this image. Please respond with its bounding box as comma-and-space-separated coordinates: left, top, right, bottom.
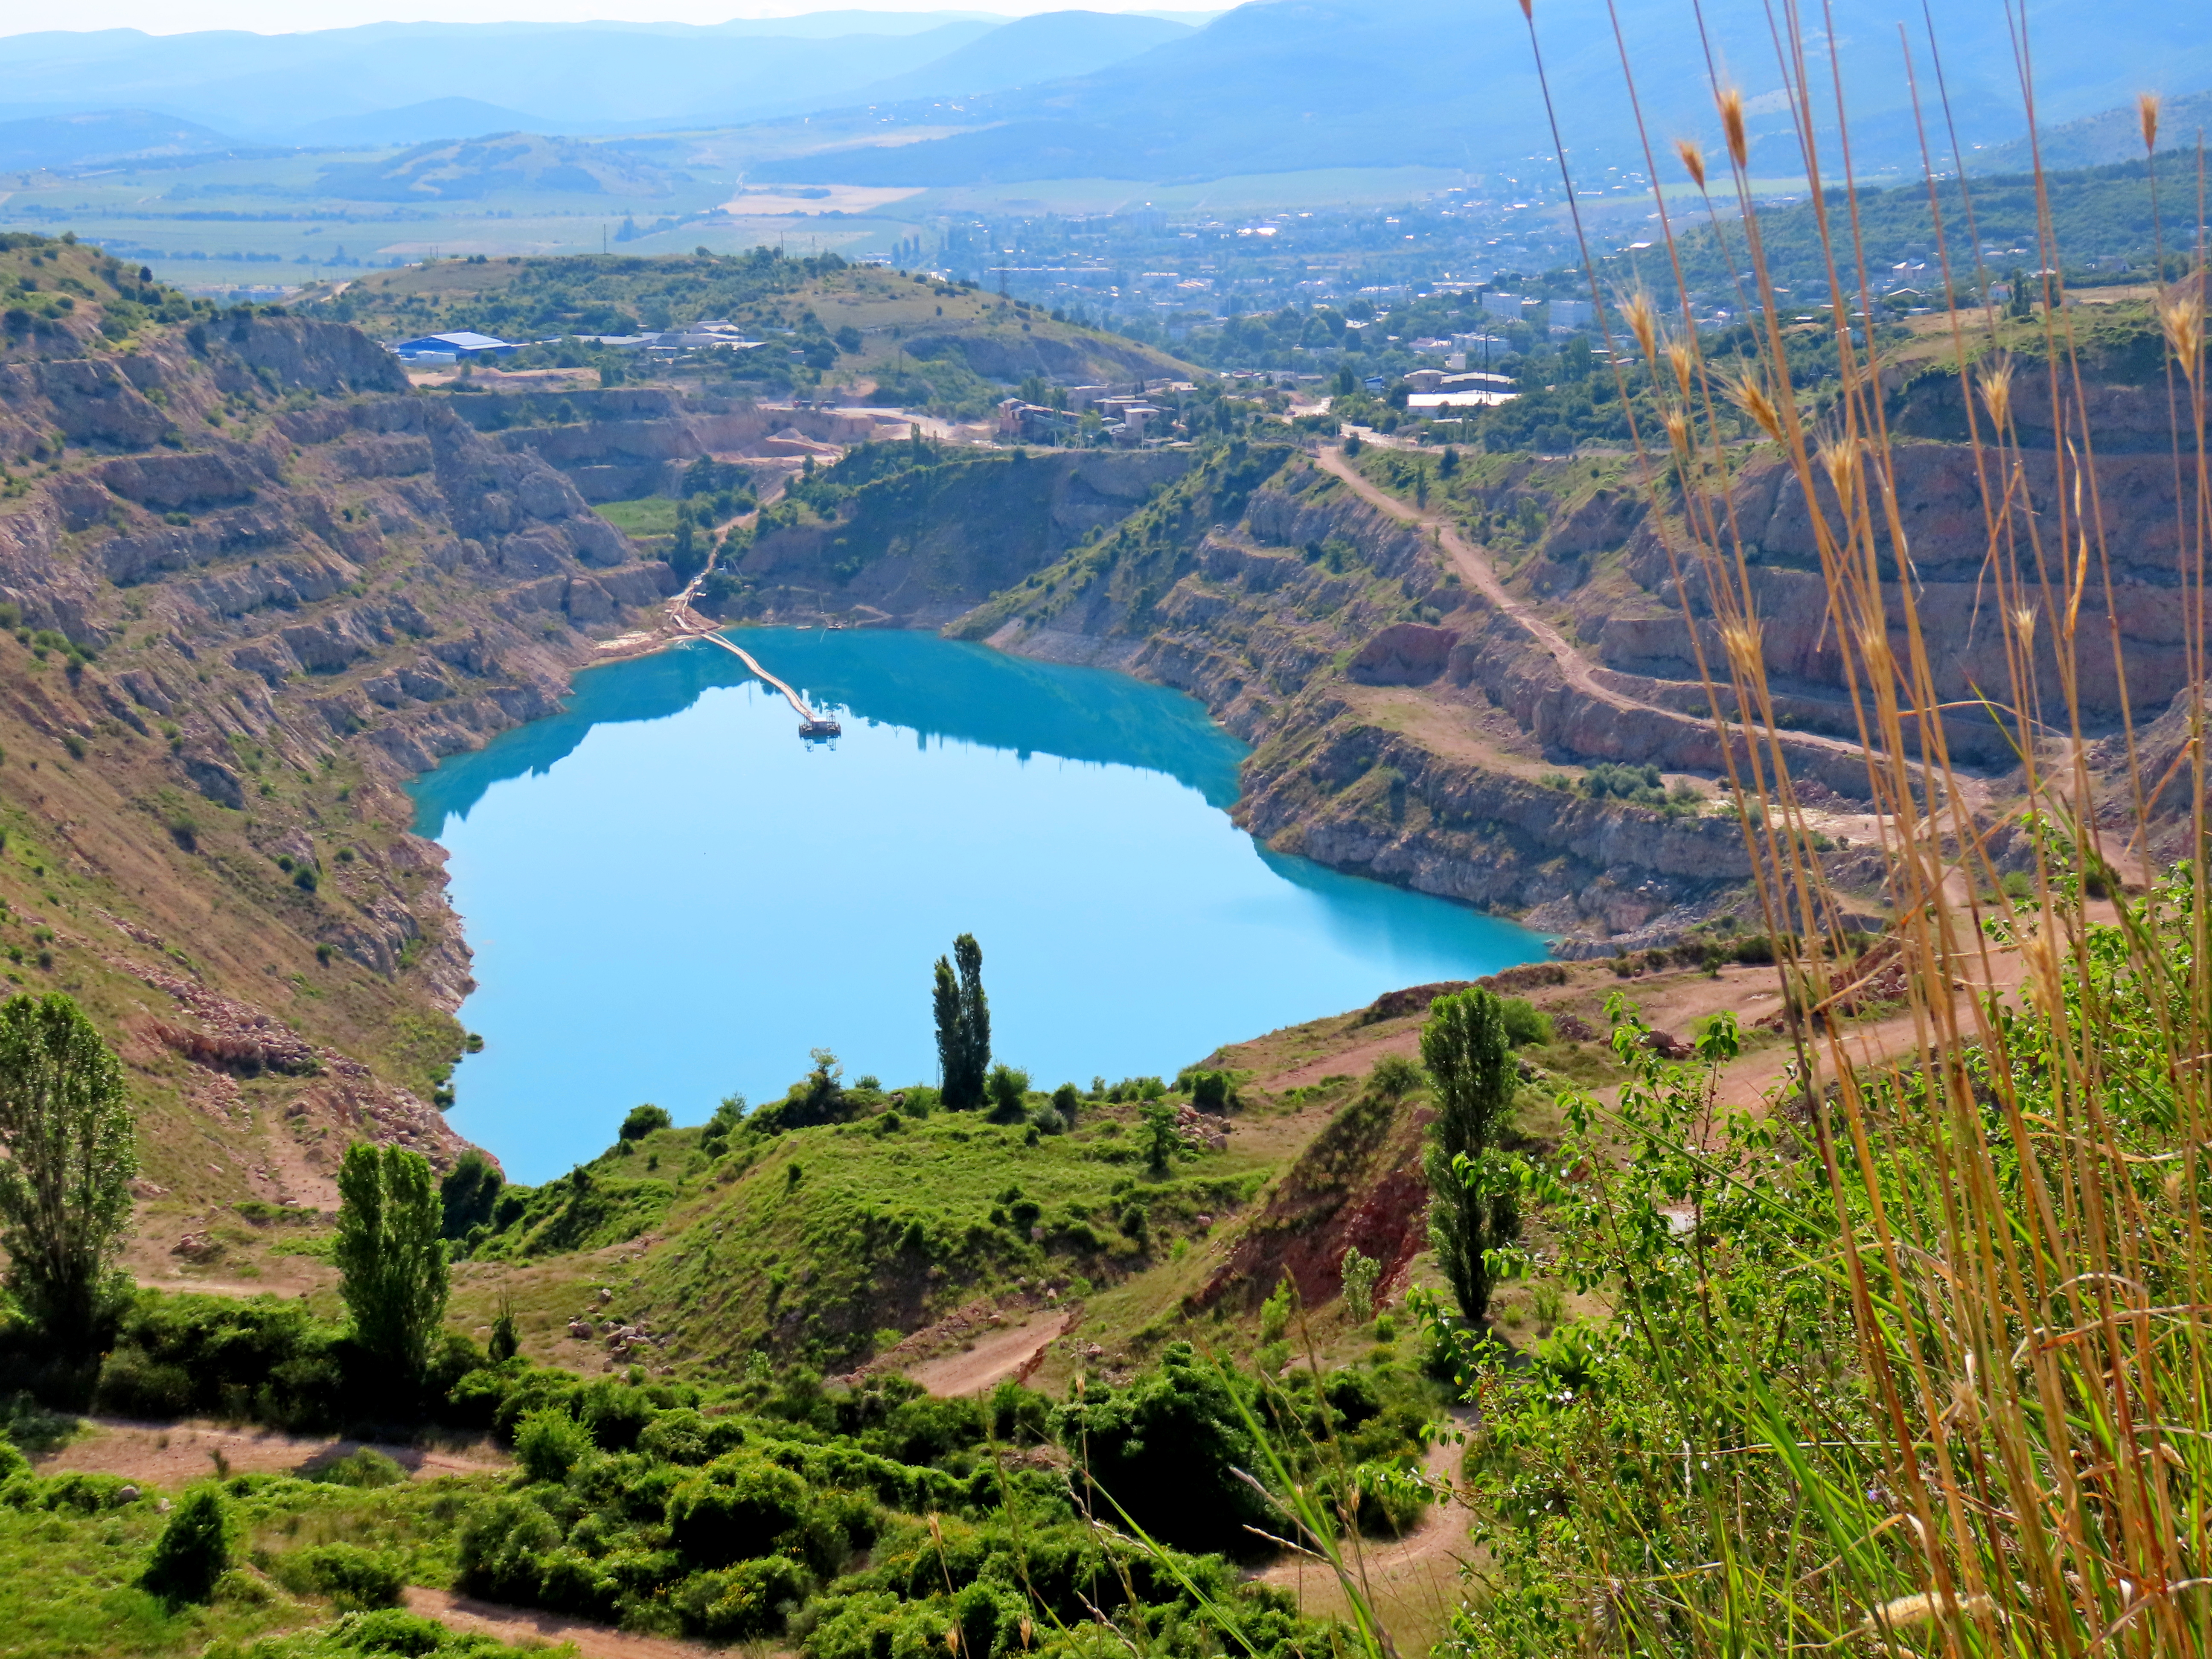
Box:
411, 628, 1547, 1182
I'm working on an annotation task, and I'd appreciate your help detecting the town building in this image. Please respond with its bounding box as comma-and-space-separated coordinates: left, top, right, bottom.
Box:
388, 331, 521, 360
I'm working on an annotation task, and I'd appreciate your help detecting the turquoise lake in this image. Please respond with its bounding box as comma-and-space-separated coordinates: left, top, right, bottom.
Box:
410, 628, 1547, 1182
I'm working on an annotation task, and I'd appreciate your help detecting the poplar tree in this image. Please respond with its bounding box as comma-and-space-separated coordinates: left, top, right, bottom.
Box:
334, 1142, 449, 1381
1420, 985, 1519, 1324
931, 933, 991, 1109
0, 992, 136, 1356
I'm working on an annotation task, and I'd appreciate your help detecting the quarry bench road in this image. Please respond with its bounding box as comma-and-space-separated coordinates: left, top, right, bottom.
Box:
1314, 445, 1955, 798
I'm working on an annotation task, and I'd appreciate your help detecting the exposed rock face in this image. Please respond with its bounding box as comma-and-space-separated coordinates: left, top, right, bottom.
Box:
0, 306, 672, 1199
1350, 622, 1458, 684
736, 448, 1194, 625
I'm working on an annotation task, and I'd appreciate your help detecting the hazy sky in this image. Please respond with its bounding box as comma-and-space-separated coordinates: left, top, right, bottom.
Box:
12, 0, 1189, 33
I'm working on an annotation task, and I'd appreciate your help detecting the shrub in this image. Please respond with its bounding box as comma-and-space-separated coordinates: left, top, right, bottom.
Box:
1186, 1069, 1235, 1112
666, 1453, 809, 1567
456, 1491, 563, 1603
438, 1150, 503, 1240
576, 1379, 655, 1451
308, 1447, 406, 1489
1051, 1344, 1271, 1557
983, 1063, 1030, 1118
619, 1104, 672, 1141
140, 1486, 233, 1603
1368, 1052, 1423, 1098
1339, 1247, 1380, 1324
514, 1406, 593, 1483
673, 1553, 807, 1639
95, 1345, 194, 1417
1050, 1081, 1080, 1125
273, 1541, 405, 1610
1498, 996, 1554, 1047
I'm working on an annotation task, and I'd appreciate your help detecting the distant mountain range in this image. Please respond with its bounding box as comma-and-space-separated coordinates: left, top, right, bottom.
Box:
751, 0, 2212, 187
0, 0, 2205, 192
0, 106, 233, 172
0, 10, 1196, 149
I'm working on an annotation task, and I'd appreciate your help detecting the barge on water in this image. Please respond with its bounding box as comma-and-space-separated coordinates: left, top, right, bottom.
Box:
799, 715, 842, 739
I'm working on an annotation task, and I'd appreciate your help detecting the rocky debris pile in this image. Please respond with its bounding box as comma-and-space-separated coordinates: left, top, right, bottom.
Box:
1173, 1102, 1228, 1152
567, 1312, 669, 1369
171, 1231, 220, 1261
1551, 1010, 1600, 1043
117, 949, 322, 1076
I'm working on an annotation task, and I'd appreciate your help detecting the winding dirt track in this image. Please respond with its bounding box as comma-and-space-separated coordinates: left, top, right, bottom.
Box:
1313, 446, 1910, 783
405, 1587, 722, 1659
1253, 1412, 1475, 1655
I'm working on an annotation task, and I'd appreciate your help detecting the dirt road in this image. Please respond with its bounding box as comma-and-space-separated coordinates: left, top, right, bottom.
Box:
905, 1312, 1072, 1397
1313, 446, 1933, 795
405, 1587, 722, 1659
36, 1416, 508, 1487
1254, 1415, 1473, 1654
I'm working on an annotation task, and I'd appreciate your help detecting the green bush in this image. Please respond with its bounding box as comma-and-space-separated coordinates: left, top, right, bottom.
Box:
619, 1104, 672, 1141
456, 1491, 564, 1605
243, 1607, 540, 1656
1498, 996, 1554, 1047
438, 1150, 503, 1240
91, 1290, 350, 1431
514, 1406, 594, 1483
575, 1379, 655, 1451
94, 1345, 195, 1417
1050, 1343, 1273, 1556
308, 1448, 406, 1489
672, 1553, 807, 1639
666, 1453, 809, 1568
273, 1541, 406, 1610
983, 1063, 1030, 1118
140, 1486, 233, 1603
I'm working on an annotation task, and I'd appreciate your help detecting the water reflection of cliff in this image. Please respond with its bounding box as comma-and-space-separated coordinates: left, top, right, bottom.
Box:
411, 628, 1244, 830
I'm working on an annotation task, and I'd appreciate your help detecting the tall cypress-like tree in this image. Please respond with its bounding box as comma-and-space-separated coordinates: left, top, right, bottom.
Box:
933, 955, 966, 1105
931, 933, 991, 1109
334, 1142, 449, 1381
955, 933, 989, 1097
1420, 986, 1519, 1324
0, 992, 137, 1356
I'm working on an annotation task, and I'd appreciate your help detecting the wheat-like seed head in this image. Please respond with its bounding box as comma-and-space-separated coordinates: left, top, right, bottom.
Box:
1719, 619, 1764, 675
1979, 359, 2015, 430
1727, 373, 1784, 440
1674, 137, 1708, 190
2012, 605, 2039, 644
1621, 290, 1659, 364
1664, 408, 1693, 455
2139, 92, 2161, 155
1717, 87, 1749, 171
1857, 620, 1894, 679
1518, 0, 1532, 17
1819, 437, 1863, 502
2161, 294, 2203, 382
1665, 336, 1695, 398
